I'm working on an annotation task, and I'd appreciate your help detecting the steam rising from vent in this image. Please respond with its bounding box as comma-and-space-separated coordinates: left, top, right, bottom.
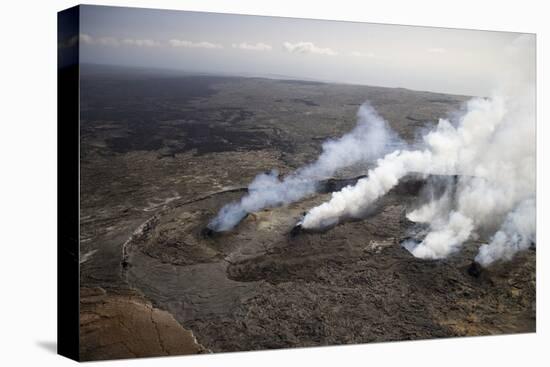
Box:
208, 103, 401, 231
208, 35, 535, 267
475, 199, 536, 266
302, 35, 535, 266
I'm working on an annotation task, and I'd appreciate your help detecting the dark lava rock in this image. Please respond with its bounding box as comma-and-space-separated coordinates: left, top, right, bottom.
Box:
289, 224, 304, 238
201, 227, 217, 239
467, 261, 483, 278
319, 175, 367, 194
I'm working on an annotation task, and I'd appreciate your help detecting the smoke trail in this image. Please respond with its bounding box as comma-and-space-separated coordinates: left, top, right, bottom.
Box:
302, 92, 511, 226
475, 198, 535, 266
409, 80, 535, 263
302, 40, 535, 266
301, 149, 433, 228
208, 103, 400, 231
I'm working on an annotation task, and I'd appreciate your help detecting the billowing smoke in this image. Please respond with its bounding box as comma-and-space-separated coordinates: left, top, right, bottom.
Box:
208, 103, 401, 231
301, 149, 433, 228
475, 198, 535, 266
302, 36, 535, 266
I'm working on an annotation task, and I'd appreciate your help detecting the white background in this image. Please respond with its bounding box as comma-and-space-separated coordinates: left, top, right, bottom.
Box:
0, 0, 547, 365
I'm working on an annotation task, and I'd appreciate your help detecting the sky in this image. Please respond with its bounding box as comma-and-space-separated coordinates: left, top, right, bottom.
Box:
75, 5, 535, 96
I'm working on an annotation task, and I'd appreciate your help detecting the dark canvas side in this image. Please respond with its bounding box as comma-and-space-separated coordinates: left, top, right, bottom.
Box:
57, 5, 80, 362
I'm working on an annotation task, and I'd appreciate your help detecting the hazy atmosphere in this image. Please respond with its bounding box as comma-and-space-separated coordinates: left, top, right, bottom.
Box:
78, 5, 534, 96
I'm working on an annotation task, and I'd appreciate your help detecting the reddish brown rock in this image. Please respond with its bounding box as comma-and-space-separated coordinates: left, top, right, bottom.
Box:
80, 287, 206, 361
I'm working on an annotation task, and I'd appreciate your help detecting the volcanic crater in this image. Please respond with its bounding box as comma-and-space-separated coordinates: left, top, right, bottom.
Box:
79, 66, 535, 359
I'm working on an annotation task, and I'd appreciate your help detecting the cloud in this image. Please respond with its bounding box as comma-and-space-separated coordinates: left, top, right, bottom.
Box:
427, 47, 446, 54
77, 33, 119, 47
58, 35, 79, 49
69, 34, 225, 50
95, 36, 120, 47
74, 34, 220, 49
78, 34, 161, 48
78, 34, 93, 45
169, 39, 223, 49
122, 39, 160, 47
283, 41, 337, 56
232, 42, 272, 51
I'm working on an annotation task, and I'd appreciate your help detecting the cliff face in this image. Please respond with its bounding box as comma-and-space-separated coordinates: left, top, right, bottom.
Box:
79, 287, 206, 361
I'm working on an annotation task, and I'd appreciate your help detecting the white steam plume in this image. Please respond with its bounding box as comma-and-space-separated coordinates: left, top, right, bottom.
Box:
208, 103, 400, 231
301, 149, 433, 228
475, 198, 535, 266
302, 35, 535, 266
